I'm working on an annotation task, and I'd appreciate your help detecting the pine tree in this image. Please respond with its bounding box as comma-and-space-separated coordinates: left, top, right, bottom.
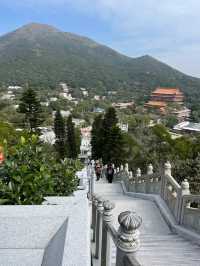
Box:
66, 115, 78, 159
18, 87, 43, 131
102, 107, 118, 129
54, 110, 66, 159
101, 107, 119, 164
91, 114, 103, 160
103, 125, 126, 166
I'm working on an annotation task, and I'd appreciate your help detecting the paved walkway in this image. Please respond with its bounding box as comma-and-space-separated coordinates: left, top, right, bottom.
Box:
93, 177, 200, 266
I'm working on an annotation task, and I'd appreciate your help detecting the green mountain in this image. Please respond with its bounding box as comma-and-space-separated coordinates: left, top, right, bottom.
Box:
0, 23, 199, 101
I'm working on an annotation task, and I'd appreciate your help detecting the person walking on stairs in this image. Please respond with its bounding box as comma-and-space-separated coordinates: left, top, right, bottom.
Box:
106, 163, 114, 183
95, 161, 102, 181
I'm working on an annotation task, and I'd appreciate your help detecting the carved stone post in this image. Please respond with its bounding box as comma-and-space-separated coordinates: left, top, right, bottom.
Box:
181, 179, 190, 196
161, 161, 171, 198
146, 164, 153, 193
125, 163, 129, 173
95, 197, 104, 259
136, 168, 141, 192
116, 211, 142, 266
91, 168, 95, 195
178, 179, 191, 223
92, 194, 98, 242
101, 200, 115, 266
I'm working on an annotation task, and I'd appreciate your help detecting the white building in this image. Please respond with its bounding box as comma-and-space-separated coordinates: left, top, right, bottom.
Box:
118, 123, 129, 132
39, 127, 55, 145
1, 94, 15, 100
50, 97, 58, 102
52, 110, 71, 118
173, 121, 200, 133
40, 102, 49, 107
7, 86, 22, 90
79, 127, 92, 159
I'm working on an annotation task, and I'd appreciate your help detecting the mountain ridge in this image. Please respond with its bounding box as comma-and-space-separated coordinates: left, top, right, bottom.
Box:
0, 22, 199, 101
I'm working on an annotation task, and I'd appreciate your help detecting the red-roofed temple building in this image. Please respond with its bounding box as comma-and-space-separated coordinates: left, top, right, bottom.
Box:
150, 87, 184, 103
145, 87, 190, 121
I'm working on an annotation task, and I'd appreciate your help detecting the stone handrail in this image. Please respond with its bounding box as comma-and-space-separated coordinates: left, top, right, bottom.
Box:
123, 255, 142, 266
116, 161, 200, 234
179, 194, 200, 233
162, 172, 181, 220
91, 195, 142, 266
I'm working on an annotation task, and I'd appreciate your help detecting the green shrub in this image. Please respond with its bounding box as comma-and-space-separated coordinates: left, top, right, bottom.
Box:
51, 159, 82, 196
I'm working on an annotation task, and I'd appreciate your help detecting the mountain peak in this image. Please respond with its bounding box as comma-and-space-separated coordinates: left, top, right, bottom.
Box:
7, 22, 61, 38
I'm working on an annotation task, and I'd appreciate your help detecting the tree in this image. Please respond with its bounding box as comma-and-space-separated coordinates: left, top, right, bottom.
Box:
18, 87, 43, 131
66, 115, 78, 159
102, 107, 118, 130
54, 110, 66, 159
91, 115, 103, 159
103, 125, 126, 166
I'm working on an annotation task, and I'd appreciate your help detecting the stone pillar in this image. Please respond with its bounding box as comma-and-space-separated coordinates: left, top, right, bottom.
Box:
101, 200, 115, 266
164, 161, 172, 176
116, 211, 142, 266
181, 179, 191, 209
147, 164, 153, 175
161, 161, 171, 197
95, 197, 104, 259
92, 194, 98, 242
129, 171, 133, 180
91, 168, 95, 195
125, 163, 129, 173
181, 179, 190, 196
146, 164, 153, 193
136, 168, 141, 192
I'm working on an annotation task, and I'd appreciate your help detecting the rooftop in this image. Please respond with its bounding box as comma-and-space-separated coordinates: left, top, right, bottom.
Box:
145, 101, 167, 107
153, 87, 182, 95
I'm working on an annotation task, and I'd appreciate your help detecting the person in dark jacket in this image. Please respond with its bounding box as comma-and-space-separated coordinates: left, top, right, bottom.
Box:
106, 163, 114, 183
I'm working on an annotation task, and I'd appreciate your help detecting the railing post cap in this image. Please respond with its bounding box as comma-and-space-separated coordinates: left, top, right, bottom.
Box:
181, 179, 190, 189
118, 211, 142, 232
136, 168, 141, 176
165, 161, 171, 169
103, 200, 115, 211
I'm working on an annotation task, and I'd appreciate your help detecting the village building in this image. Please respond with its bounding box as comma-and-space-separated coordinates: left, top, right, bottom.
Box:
112, 101, 134, 109
173, 121, 200, 133
79, 127, 92, 159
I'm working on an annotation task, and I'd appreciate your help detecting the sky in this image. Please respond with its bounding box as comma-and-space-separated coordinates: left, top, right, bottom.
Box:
0, 0, 200, 77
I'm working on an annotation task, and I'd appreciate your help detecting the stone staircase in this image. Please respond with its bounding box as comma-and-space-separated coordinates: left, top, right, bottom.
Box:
95, 179, 200, 266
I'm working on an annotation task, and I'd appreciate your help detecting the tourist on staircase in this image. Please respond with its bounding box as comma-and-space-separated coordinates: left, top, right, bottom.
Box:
95, 161, 102, 181
106, 163, 114, 183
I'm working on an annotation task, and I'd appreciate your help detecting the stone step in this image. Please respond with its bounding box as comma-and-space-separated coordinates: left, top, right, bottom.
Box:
95, 183, 124, 194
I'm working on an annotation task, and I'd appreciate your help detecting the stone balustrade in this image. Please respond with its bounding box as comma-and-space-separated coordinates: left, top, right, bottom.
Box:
91, 195, 142, 266
116, 162, 200, 235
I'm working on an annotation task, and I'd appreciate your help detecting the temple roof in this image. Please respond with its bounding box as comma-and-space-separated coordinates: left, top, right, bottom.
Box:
153, 87, 182, 95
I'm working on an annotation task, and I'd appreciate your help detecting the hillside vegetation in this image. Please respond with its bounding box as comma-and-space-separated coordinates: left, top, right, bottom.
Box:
0, 23, 200, 101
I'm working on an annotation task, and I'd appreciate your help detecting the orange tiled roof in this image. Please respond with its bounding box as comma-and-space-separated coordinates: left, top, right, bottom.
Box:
153, 87, 182, 95
145, 101, 167, 107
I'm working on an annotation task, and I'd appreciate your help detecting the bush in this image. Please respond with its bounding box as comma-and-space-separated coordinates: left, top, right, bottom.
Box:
0, 135, 53, 204
51, 159, 82, 196
0, 135, 82, 204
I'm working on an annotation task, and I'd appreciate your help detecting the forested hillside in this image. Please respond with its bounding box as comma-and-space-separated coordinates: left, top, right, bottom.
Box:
0, 23, 200, 102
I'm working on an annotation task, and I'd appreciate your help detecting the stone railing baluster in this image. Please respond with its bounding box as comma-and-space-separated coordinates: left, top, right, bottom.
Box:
95, 197, 104, 259
161, 161, 171, 197
116, 211, 142, 266
101, 200, 115, 266
92, 194, 98, 242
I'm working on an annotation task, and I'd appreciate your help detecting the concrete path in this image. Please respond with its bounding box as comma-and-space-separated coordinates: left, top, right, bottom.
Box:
94, 178, 200, 266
